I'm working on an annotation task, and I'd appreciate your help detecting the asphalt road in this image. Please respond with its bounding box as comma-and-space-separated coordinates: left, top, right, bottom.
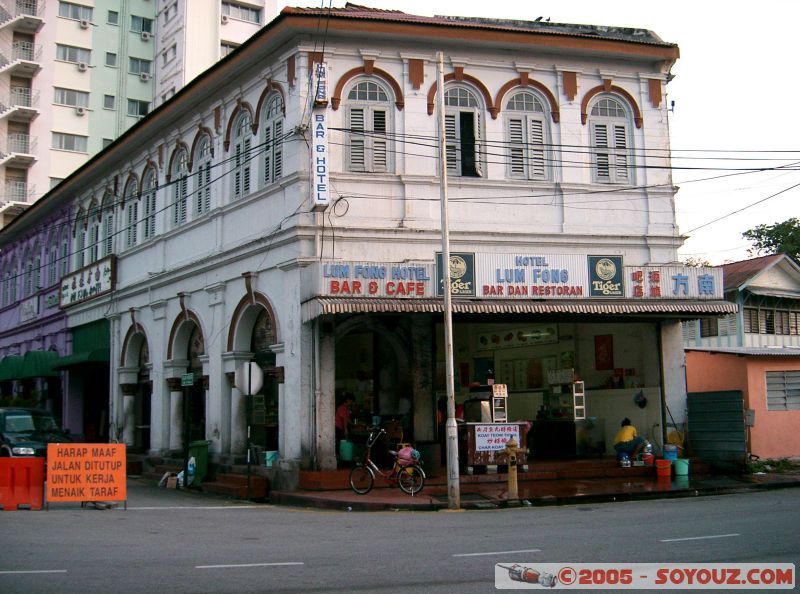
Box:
1, 480, 797, 593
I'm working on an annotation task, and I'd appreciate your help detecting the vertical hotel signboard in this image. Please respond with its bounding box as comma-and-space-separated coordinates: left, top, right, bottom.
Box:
311, 62, 329, 212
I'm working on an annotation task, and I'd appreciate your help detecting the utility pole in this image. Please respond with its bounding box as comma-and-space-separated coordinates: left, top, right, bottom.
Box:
436, 51, 460, 510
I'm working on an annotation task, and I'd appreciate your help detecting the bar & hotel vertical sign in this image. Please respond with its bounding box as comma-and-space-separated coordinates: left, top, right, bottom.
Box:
311, 61, 329, 211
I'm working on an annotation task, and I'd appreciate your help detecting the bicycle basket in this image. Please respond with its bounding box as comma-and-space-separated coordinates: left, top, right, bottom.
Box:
397, 446, 421, 467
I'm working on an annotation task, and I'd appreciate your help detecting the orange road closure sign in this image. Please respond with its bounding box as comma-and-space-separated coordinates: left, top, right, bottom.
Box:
46, 443, 126, 502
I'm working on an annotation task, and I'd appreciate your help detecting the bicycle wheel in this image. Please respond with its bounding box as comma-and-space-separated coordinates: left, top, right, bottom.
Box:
397, 464, 425, 495
349, 464, 374, 495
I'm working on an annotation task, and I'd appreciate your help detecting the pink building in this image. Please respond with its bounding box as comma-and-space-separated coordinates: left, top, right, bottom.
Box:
684, 254, 800, 460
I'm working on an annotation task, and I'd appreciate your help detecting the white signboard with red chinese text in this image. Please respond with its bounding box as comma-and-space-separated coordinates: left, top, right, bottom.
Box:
474, 424, 521, 452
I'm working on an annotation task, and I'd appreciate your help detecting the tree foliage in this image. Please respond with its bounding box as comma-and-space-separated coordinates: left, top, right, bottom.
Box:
742, 218, 800, 260
682, 256, 712, 268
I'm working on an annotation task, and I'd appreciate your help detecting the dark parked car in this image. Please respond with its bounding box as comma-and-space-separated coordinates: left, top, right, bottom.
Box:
0, 407, 72, 457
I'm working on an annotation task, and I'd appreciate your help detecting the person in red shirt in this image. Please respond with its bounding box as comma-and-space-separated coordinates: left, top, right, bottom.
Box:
335, 394, 355, 456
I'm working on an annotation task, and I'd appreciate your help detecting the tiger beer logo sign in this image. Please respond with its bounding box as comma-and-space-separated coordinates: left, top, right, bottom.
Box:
589, 256, 624, 297
436, 253, 475, 297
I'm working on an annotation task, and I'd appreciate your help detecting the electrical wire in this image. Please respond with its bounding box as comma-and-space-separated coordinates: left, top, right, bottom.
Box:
0, 130, 297, 288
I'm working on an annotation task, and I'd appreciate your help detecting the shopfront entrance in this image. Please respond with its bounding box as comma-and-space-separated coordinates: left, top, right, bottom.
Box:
437, 318, 665, 463
334, 316, 414, 464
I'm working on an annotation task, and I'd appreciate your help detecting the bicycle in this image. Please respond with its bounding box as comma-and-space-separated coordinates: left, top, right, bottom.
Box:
348, 425, 425, 496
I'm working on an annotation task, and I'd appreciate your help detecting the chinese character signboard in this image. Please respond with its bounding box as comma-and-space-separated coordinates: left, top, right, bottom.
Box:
59, 255, 116, 308
626, 266, 722, 299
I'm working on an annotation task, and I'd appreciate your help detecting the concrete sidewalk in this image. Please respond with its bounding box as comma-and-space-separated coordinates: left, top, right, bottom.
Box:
269, 472, 800, 511
40, 471, 797, 513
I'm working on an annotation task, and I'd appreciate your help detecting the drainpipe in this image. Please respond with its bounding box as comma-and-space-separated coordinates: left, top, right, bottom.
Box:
657, 321, 668, 448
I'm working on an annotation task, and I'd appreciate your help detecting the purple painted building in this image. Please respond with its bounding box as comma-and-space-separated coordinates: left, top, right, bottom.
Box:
0, 199, 72, 428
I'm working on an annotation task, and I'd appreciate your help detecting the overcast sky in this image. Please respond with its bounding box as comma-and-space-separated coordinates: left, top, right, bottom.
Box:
286, 1, 799, 265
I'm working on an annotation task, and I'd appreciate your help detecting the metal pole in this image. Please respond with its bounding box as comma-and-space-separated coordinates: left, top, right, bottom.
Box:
246, 364, 252, 501
436, 51, 460, 510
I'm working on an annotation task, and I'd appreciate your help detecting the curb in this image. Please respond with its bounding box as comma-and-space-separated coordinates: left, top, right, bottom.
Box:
270, 476, 800, 512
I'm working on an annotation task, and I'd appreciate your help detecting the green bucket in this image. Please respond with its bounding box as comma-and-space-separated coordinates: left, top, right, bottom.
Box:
673, 458, 689, 476
340, 439, 354, 461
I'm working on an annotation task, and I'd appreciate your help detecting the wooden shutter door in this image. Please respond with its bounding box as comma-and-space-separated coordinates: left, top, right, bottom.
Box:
528, 118, 545, 179
349, 107, 366, 171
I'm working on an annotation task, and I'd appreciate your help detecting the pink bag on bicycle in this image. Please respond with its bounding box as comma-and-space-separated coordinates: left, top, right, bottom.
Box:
397, 446, 420, 467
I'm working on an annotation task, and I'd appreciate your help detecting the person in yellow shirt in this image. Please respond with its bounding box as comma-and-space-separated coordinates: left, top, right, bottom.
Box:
613, 418, 645, 459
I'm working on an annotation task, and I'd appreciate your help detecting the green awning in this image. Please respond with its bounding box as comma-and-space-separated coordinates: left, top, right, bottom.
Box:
19, 350, 61, 378
53, 348, 110, 370
0, 355, 24, 381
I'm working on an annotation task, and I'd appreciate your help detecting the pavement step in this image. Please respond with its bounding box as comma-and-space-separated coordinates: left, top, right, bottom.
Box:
202, 478, 268, 500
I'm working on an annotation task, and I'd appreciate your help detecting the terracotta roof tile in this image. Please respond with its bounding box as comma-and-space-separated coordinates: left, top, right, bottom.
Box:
718, 253, 784, 291
281, 4, 674, 47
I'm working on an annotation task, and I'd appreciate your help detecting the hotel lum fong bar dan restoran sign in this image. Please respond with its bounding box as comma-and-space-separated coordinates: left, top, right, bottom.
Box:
60, 255, 116, 308
317, 256, 723, 300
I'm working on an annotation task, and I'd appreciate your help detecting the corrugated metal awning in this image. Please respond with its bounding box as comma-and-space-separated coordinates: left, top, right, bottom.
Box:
687, 346, 800, 357
302, 297, 737, 322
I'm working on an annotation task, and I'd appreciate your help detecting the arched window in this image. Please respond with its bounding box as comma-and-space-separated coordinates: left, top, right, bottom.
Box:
1, 261, 10, 306
261, 94, 284, 185
589, 96, 633, 184
194, 136, 212, 216
88, 205, 100, 263
171, 149, 188, 226
345, 79, 391, 173
59, 229, 70, 279
22, 247, 34, 296
505, 90, 549, 180
142, 168, 157, 240
74, 209, 87, 269
124, 178, 139, 248
32, 245, 41, 294
101, 191, 115, 257
232, 112, 252, 199
444, 85, 483, 177
48, 234, 58, 287
5, 259, 17, 304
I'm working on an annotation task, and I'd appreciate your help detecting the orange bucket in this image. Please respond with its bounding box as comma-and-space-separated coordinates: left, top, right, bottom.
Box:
655, 459, 671, 477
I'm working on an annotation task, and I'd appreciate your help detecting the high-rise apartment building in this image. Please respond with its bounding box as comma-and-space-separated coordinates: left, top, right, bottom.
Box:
0, 0, 275, 224
155, 0, 275, 107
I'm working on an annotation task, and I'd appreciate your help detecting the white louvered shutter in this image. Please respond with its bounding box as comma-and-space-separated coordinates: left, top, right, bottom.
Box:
263, 124, 272, 185
180, 175, 187, 222
508, 118, 525, 177
529, 118, 546, 179
242, 137, 251, 195
234, 145, 242, 198
473, 111, 483, 177
444, 113, 459, 175
104, 213, 114, 256
202, 163, 211, 212
613, 124, 629, 181
372, 109, 387, 172
274, 119, 283, 180
593, 123, 610, 180
126, 201, 137, 247
349, 107, 366, 171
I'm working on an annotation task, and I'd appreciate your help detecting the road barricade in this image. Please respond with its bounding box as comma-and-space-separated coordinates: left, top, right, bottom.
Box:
0, 457, 45, 510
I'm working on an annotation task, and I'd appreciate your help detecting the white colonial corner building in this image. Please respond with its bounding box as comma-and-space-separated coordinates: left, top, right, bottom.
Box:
0, 5, 734, 489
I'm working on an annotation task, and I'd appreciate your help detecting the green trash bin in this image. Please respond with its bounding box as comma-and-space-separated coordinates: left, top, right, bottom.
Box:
188, 440, 212, 486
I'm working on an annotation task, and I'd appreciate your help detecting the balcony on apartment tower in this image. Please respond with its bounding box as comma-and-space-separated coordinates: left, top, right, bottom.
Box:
0, 1, 45, 34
